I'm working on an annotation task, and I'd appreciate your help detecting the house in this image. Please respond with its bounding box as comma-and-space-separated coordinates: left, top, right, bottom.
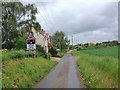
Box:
32, 28, 52, 52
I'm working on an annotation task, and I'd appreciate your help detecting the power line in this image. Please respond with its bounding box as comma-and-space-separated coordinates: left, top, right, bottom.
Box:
72, 35, 73, 45
36, 3, 52, 31
36, 3, 64, 35
39, 3, 51, 23
38, 4, 53, 31
37, 10, 51, 31
39, 3, 61, 31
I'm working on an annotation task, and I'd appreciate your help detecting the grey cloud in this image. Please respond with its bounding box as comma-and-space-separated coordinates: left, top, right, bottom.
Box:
35, 0, 118, 43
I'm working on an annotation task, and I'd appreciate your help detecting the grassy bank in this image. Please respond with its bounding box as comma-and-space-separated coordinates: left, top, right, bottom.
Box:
72, 46, 118, 88
2, 57, 58, 88
2, 50, 40, 61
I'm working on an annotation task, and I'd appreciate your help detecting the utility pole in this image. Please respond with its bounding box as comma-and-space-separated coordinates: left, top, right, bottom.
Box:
72, 35, 73, 50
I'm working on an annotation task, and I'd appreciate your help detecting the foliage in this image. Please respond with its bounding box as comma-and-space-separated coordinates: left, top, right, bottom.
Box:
2, 50, 35, 61
83, 40, 119, 49
77, 48, 82, 51
57, 51, 66, 57
33, 22, 41, 32
2, 57, 58, 88
36, 44, 46, 57
72, 46, 118, 88
76, 40, 119, 50
49, 48, 66, 57
15, 35, 26, 50
2, 2, 19, 49
51, 31, 70, 51
2, 47, 53, 62
2, 2, 40, 49
76, 54, 118, 88
44, 52, 51, 60
99, 40, 119, 46
49, 47, 58, 56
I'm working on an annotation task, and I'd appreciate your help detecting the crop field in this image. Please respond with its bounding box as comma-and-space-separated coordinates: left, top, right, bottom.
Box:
77, 46, 118, 58
72, 46, 118, 88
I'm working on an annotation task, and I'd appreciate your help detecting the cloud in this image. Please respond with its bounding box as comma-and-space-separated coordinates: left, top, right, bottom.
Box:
34, 0, 118, 44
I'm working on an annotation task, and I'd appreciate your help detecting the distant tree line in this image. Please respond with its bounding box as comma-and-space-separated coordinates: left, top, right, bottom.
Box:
75, 40, 119, 50
95, 40, 119, 48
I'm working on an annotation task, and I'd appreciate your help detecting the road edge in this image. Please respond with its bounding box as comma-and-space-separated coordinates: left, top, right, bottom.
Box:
33, 60, 59, 88
73, 55, 86, 88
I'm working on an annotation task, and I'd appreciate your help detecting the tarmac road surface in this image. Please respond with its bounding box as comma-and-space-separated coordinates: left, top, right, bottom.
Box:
36, 53, 84, 88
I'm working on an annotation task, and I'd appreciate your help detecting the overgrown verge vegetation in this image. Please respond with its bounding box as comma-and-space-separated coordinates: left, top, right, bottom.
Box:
49, 47, 66, 57
72, 46, 118, 88
57, 51, 66, 57
2, 45, 52, 61
2, 50, 37, 61
2, 57, 58, 88
2, 47, 57, 88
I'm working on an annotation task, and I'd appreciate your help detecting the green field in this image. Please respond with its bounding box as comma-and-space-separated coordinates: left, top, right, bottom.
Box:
76, 46, 118, 58
72, 46, 118, 88
2, 50, 58, 88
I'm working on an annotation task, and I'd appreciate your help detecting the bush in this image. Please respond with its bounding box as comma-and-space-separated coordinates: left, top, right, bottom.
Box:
77, 48, 82, 51
36, 45, 46, 57
49, 48, 58, 56
57, 51, 66, 57
44, 52, 51, 60
15, 36, 26, 50
3, 50, 22, 61
2, 50, 38, 61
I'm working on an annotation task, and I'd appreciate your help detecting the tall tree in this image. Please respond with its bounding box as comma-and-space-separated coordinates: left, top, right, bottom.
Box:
52, 31, 70, 51
2, 2, 40, 49
2, 2, 19, 49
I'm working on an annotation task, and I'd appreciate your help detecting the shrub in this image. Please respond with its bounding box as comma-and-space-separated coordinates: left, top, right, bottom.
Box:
77, 48, 82, 51
15, 36, 26, 50
36, 45, 46, 57
49, 48, 58, 56
2, 50, 36, 61
57, 51, 66, 57
44, 52, 51, 60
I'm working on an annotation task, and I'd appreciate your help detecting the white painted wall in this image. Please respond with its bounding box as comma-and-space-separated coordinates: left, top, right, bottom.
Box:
32, 28, 44, 47
32, 28, 49, 53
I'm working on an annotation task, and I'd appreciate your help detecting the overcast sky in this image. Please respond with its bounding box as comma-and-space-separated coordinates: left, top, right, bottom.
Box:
23, 0, 118, 44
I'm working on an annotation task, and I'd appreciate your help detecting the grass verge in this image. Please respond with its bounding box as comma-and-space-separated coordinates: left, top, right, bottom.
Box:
2, 57, 58, 88
72, 46, 118, 88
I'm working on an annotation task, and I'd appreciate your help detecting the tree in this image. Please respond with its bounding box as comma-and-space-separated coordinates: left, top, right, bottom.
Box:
84, 43, 89, 48
2, 2, 19, 49
33, 22, 41, 33
52, 31, 70, 51
15, 35, 26, 50
17, 3, 39, 35
2, 2, 40, 49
